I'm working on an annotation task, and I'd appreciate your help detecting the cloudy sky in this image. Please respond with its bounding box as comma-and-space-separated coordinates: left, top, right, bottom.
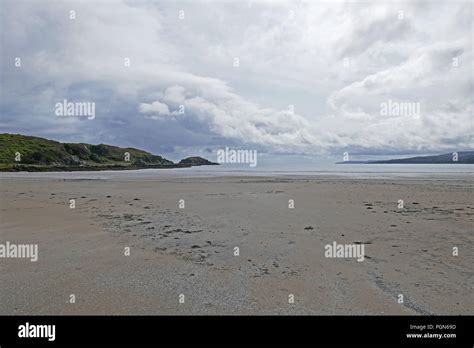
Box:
1, 0, 472, 160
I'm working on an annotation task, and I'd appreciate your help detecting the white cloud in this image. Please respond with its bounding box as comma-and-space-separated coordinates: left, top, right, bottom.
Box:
139, 101, 170, 117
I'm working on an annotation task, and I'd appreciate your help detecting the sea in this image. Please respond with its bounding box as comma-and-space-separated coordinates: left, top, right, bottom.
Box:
1, 159, 473, 180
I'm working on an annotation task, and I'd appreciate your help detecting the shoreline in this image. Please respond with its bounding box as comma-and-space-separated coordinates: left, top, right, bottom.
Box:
1, 169, 473, 181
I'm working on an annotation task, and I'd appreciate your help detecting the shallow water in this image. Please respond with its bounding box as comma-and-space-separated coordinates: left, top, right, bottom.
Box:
1, 163, 473, 180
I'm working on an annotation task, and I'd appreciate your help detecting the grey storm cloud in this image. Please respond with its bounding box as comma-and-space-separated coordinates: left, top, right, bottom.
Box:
0, 0, 472, 156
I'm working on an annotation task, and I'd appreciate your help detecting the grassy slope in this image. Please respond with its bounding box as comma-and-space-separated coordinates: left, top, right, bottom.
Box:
0, 134, 176, 171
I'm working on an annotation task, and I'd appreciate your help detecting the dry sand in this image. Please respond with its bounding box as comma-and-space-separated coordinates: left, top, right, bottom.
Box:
0, 175, 472, 315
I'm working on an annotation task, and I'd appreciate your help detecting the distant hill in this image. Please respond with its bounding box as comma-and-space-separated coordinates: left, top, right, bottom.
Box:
179, 156, 218, 166
336, 151, 474, 164
0, 134, 218, 171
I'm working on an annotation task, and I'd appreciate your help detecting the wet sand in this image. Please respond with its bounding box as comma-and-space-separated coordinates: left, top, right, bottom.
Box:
0, 175, 472, 314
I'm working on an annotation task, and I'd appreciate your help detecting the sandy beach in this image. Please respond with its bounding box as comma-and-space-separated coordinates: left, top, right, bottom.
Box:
0, 174, 472, 315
